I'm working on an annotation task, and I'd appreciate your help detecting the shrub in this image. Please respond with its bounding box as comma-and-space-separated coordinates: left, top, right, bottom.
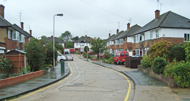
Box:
184, 42, 190, 61
84, 52, 91, 58
141, 55, 151, 68
164, 61, 190, 87
45, 42, 58, 65
147, 41, 172, 62
166, 43, 186, 62
152, 57, 167, 74
0, 57, 13, 77
76, 52, 80, 54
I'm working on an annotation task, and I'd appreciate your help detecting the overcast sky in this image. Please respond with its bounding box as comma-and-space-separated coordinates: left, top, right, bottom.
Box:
2, 0, 190, 39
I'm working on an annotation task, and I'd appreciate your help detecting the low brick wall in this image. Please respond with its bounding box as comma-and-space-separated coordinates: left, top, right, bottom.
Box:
91, 58, 97, 61
138, 65, 176, 88
0, 70, 43, 88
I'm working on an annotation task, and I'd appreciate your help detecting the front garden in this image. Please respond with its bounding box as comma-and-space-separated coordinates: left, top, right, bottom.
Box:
140, 41, 190, 88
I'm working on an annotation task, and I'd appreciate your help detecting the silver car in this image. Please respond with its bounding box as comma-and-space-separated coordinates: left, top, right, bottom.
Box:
65, 54, 73, 61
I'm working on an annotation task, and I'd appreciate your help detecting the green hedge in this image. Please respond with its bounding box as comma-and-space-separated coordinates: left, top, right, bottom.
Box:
152, 57, 167, 74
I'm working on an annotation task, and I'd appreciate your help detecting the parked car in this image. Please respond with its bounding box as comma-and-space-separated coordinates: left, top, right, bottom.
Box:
65, 54, 73, 61
57, 51, 66, 62
98, 53, 104, 58
65, 51, 69, 54
113, 51, 130, 65
88, 51, 93, 55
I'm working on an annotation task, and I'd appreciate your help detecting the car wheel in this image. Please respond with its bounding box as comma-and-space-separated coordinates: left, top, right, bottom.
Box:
72, 59, 73, 61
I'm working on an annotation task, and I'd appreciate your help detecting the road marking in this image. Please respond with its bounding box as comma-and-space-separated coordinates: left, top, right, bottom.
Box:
10, 62, 73, 101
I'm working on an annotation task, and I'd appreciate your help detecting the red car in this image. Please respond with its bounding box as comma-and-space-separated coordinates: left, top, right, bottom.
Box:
99, 53, 104, 58
113, 51, 130, 64
88, 51, 92, 55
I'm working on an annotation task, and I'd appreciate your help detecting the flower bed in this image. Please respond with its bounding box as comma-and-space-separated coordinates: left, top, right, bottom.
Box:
0, 70, 43, 88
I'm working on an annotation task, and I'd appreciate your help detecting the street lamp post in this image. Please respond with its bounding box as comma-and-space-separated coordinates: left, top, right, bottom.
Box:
53, 13, 63, 69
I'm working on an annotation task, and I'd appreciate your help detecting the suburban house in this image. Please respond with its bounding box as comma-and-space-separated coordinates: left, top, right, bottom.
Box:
106, 10, 190, 56
74, 35, 92, 52
0, 4, 32, 54
45, 36, 65, 48
132, 10, 190, 56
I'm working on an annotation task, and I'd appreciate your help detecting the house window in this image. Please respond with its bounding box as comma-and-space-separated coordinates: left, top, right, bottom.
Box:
134, 36, 136, 43
76, 43, 78, 46
119, 39, 123, 45
184, 33, 190, 42
140, 35, 142, 42
136, 35, 139, 43
21, 35, 25, 43
8, 29, 11, 39
16, 32, 19, 40
19, 33, 22, 41
150, 31, 153, 39
12, 31, 16, 40
135, 49, 140, 55
156, 30, 159, 38
144, 47, 149, 55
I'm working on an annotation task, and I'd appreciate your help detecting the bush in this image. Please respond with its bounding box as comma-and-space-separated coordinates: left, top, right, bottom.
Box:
141, 55, 151, 68
45, 42, 57, 65
184, 42, 190, 61
164, 61, 190, 87
147, 41, 172, 62
0, 57, 13, 77
152, 57, 167, 74
84, 52, 91, 58
166, 43, 186, 62
76, 52, 80, 54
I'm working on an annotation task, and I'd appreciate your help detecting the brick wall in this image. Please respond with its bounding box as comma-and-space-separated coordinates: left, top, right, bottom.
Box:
0, 70, 43, 88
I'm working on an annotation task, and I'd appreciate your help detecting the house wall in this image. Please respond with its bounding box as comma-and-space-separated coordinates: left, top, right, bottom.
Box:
160, 28, 190, 38
0, 28, 7, 43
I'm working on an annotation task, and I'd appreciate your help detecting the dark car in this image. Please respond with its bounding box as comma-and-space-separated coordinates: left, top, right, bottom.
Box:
65, 51, 69, 54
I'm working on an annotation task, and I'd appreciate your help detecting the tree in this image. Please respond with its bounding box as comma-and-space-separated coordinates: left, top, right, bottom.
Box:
84, 46, 89, 53
90, 37, 107, 59
45, 42, 58, 65
65, 42, 74, 48
41, 35, 47, 40
60, 31, 72, 42
72, 36, 79, 42
24, 38, 46, 71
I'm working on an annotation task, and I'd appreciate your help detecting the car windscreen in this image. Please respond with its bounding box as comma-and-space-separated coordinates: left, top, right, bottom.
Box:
125, 53, 129, 56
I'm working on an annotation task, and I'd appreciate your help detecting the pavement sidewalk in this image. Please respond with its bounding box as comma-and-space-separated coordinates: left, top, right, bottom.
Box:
0, 63, 70, 101
80, 56, 190, 101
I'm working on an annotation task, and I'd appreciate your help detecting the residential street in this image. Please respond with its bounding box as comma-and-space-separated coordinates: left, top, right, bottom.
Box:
15, 55, 134, 101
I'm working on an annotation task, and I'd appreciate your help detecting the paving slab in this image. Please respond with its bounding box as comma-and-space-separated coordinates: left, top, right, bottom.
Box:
0, 63, 70, 100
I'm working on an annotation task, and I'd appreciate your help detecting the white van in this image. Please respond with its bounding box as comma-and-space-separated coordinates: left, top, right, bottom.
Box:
57, 51, 66, 62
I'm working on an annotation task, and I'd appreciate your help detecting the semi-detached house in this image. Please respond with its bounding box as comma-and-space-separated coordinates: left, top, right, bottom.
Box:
106, 10, 190, 56
74, 35, 92, 52
0, 4, 32, 54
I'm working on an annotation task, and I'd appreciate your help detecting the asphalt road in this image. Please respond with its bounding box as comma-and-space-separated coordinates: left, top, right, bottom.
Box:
15, 55, 133, 101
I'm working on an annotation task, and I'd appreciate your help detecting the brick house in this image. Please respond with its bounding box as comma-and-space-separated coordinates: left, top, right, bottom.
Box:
106, 10, 190, 56
132, 10, 190, 56
0, 4, 32, 54
74, 35, 92, 52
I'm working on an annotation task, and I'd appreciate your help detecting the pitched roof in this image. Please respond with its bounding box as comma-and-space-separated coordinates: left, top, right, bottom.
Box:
110, 31, 124, 41
125, 24, 142, 37
12, 24, 32, 37
74, 36, 91, 43
133, 11, 190, 35
114, 31, 125, 40
45, 37, 64, 43
0, 15, 12, 27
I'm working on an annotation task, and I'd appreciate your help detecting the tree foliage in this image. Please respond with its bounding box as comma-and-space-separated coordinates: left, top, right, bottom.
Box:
24, 38, 46, 71
65, 42, 74, 48
60, 31, 72, 42
90, 37, 107, 58
72, 36, 79, 42
84, 46, 89, 53
41, 35, 47, 40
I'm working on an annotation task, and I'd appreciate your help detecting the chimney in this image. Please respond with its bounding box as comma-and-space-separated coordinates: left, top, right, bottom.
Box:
29, 30, 32, 36
109, 33, 111, 37
21, 22, 24, 29
155, 10, 160, 19
51, 35, 53, 40
127, 23, 130, 30
116, 29, 119, 34
0, 4, 5, 18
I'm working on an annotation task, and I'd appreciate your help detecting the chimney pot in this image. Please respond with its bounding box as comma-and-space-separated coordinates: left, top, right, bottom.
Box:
51, 35, 53, 40
116, 29, 119, 34
127, 23, 130, 30
155, 10, 160, 19
109, 33, 111, 37
0, 4, 5, 18
21, 22, 24, 29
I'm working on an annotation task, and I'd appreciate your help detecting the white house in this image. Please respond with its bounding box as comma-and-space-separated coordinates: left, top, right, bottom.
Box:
74, 35, 92, 52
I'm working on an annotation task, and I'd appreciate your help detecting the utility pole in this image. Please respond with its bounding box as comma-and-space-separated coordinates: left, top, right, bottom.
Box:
85, 35, 88, 61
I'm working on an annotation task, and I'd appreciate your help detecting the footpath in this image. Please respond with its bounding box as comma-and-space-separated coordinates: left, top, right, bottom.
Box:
80, 56, 190, 101
0, 63, 70, 101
